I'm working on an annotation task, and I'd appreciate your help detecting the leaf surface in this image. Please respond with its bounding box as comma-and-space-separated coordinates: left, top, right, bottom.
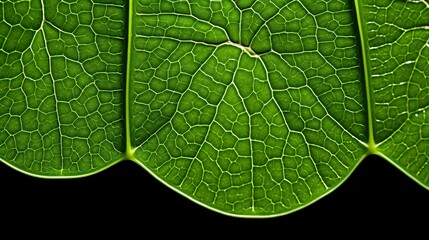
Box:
0, 0, 428, 217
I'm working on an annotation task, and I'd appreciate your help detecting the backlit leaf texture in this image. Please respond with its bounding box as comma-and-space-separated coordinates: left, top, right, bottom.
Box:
0, 0, 427, 217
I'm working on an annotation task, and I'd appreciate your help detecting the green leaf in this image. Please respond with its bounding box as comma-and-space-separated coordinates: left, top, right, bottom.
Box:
0, 0, 428, 217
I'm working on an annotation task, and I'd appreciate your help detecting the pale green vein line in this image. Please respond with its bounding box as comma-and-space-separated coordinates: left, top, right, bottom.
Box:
39, 0, 65, 174
139, 35, 227, 47
125, 0, 135, 161
229, 0, 243, 45
354, 0, 376, 154
231, 52, 255, 212
258, 57, 289, 176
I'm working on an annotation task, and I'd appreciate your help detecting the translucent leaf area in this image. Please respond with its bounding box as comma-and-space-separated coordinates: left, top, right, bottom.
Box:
0, 0, 428, 217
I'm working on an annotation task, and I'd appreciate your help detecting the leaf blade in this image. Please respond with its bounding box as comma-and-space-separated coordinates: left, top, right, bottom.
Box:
362, 0, 429, 187
131, 0, 368, 216
0, 0, 127, 176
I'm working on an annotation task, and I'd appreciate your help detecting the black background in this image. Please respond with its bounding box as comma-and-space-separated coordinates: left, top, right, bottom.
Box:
0, 154, 427, 235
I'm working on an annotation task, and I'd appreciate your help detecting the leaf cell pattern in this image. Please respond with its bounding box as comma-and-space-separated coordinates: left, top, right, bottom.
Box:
131, 0, 368, 214
0, 0, 126, 175
363, 0, 429, 184
0, 0, 428, 217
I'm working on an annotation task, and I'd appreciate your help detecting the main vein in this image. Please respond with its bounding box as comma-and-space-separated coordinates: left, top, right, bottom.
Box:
354, 0, 377, 154
125, 0, 135, 160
